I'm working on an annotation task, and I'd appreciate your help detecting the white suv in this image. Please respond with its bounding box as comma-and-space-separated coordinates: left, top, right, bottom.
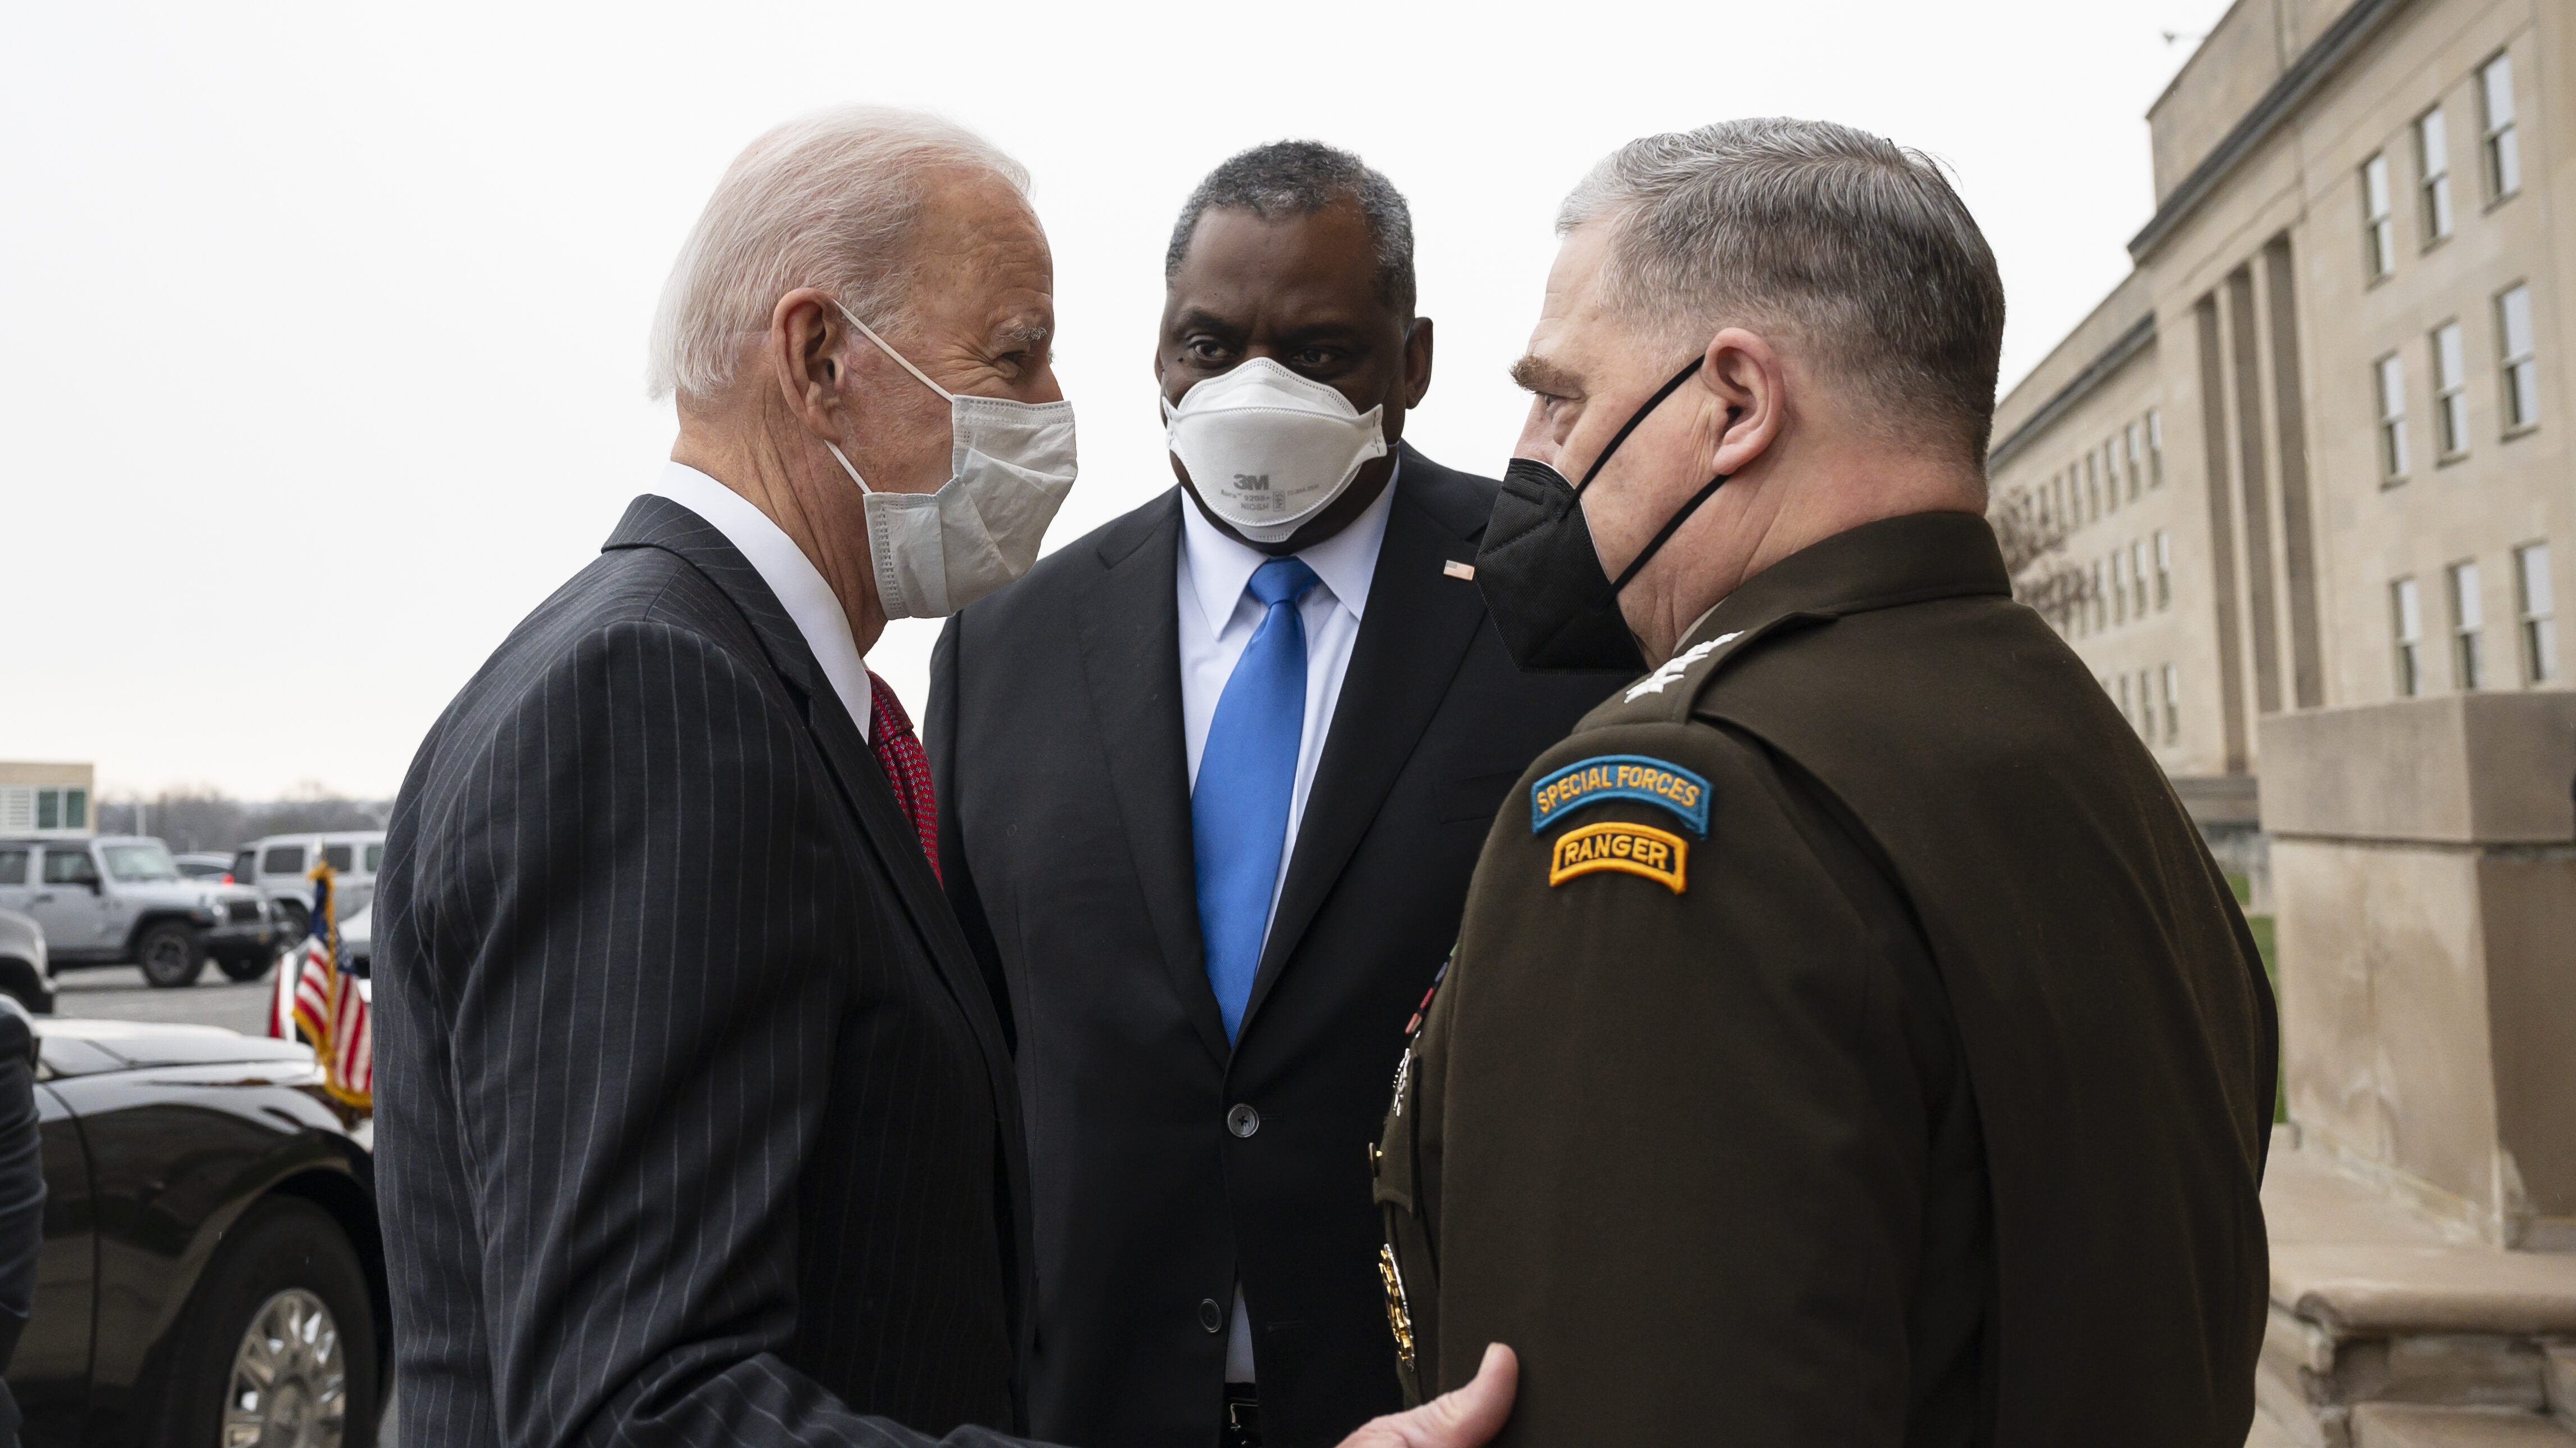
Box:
230, 831, 385, 936
0, 836, 281, 987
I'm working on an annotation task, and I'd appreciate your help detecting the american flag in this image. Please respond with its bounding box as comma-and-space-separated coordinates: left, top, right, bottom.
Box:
270, 867, 370, 1108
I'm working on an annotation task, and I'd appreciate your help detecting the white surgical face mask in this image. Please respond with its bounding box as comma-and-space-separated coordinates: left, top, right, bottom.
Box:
1161, 357, 1388, 544
824, 305, 1078, 619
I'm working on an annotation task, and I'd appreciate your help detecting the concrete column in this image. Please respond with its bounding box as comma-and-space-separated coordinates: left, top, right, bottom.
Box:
2260, 692, 2576, 1248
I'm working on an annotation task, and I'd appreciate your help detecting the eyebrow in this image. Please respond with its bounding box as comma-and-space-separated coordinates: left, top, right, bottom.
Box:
1510, 353, 1583, 395
995, 317, 1052, 352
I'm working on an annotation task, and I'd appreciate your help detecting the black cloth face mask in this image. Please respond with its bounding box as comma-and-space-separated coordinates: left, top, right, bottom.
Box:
1474, 357, 1732, 673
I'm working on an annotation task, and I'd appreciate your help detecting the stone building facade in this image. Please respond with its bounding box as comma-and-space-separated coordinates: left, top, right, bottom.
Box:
1989, 0, 2570, 800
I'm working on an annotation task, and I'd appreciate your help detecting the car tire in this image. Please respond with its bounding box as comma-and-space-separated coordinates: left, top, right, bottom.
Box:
215, 952, 273, 984
277, 899, 311, 940
135, 922, 205, 989
154, 1197, 380, 1448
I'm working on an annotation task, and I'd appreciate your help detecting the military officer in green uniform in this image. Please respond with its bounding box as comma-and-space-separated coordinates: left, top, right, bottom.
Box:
1375, 120, 2277, 1447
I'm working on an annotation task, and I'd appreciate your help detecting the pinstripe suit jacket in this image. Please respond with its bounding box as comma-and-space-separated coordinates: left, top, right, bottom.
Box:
376, 495, 1040, 1448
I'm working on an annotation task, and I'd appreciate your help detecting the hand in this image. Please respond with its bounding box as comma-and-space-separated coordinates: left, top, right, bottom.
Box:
1334, 1344, 1518, 1448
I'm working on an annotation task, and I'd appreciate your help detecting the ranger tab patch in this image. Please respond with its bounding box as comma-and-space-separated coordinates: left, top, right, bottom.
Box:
1548, 822, 1688, 894
1530, 754, 1711, 835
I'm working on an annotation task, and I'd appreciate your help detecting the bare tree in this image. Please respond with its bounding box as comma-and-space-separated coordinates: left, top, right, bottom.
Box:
96, 783, 390, 851
1989, 484, 2094, 629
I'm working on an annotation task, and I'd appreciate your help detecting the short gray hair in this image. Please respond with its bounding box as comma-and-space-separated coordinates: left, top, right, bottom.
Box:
1165, 140, 1416, 315
1560, 118, 2005, 466
647, 106, 1029, 403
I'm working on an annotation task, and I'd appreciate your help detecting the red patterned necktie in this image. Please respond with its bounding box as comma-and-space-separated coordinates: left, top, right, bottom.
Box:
865, 670, 940, 881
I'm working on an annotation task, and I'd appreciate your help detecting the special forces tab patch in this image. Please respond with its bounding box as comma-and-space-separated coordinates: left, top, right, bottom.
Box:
1548, 822, 1688, 894
1529, 755, 1711, 835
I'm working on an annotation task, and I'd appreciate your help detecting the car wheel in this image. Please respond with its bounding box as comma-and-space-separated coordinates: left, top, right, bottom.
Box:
156, 1197, 379, 1448
215, 952, 273, 984
135, 922, 206, 989
276, 900, 311, 940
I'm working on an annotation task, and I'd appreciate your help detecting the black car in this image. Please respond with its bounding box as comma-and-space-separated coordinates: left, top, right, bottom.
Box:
12, 1017, 383, 1446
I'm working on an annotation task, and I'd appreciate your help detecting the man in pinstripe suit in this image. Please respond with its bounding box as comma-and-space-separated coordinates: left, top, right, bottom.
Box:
373, 107, 1515, 1448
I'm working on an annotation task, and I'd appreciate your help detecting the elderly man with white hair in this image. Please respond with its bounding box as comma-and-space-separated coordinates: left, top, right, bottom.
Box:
373, 106, 1515, 1448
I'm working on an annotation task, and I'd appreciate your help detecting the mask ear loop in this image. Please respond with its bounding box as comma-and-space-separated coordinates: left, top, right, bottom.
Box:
825, 302, 958, 497
837, 304, 956, 401
1607, 470, 1728, 593
1574, 356, 1706, 493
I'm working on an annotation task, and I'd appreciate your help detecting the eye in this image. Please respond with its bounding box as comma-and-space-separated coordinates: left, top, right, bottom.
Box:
1184, 337, 1231, 364
1291, 347, 1341, 370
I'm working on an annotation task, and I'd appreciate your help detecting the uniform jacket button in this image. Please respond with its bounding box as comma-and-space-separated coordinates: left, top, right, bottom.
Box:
1227, 1103, 1260, 1138
1199, 1297, 1225, 1333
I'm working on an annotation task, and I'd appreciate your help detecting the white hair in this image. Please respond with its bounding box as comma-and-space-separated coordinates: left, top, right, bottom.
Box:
646, 105, 1030, 403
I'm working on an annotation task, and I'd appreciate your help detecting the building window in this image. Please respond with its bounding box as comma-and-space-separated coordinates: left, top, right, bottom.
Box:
2112, 551, 2128, 624
2362, 153, 2395, 280
2118, 673, 2134, 725
2130, 539, 2149, 616
2375, 353, 2410, 480
2480, 51, 2520, 201
2104, 441, 2122, 512
2137, 670, 2155, 738
2497, 283, 2538, 432
2146, 408, 2164, 485
2154, 530, 2172, 610
2449, 561, 2484, 690
2091, 558, 2107, 632
2416, 107, 2453, 243
2160, 664, 2179, 743
20, 788, 85, 833
2516, 543, 2557, 683
2123, 422, 2143, 500
2085, 453, 2100, 521
2432, 321, 2468, 458
2393, 577, 2423, 697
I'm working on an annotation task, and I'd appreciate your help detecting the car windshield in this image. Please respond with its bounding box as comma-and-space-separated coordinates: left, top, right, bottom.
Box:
101, 843, 182, 882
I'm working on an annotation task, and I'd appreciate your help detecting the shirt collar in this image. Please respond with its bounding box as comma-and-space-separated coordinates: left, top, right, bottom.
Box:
650, 461, 873, 741
1179, 454, 1401, 634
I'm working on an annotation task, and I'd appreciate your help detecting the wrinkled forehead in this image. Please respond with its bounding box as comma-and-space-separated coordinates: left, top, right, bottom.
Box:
1523, 223, 1639, 381
897, 176, 1055, 346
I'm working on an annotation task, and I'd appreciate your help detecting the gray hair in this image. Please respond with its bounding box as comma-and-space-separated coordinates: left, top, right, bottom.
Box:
647, 106, 1029, 403
1560, 118, 2005, 466
1165, 140, 1416, 314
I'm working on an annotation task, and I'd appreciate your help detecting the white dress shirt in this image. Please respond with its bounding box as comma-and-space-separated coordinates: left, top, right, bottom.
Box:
651, 461, 873, 742
1175, 458, 1398, 1383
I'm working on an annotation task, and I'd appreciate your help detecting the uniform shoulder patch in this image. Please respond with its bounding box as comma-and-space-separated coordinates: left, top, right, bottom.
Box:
1529, 754, 1711, 835
1548, 822, 1688, 894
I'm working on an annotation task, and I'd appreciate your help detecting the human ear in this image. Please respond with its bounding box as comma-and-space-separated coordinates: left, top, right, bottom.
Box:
769, 287, 853, 443
1701, 327, 1784, 476
1400, 317, 1435, 408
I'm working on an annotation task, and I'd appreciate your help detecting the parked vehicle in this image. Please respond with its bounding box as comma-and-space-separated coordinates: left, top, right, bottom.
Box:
6, 1011, 383, 1446
0, 912, 53, 1014
232, 832, 385, 936
0, 838, 281, 988
172, 852, 237, 882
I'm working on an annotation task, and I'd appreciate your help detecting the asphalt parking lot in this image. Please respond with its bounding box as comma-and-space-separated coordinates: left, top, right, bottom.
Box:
47, 960, 275, 1035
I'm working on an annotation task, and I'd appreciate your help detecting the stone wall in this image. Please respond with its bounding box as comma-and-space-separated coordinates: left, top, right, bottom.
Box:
2262, 692, 2576, 1247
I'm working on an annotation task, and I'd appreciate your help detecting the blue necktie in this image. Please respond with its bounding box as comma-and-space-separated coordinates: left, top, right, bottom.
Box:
1194, 557, 1321, 1044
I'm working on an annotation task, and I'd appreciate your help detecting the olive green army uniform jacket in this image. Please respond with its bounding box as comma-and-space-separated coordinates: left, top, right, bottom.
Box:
1376, 511, 2277, 1447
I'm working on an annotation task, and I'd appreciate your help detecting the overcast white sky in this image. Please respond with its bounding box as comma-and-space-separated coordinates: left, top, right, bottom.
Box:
2, 0, 2234, 800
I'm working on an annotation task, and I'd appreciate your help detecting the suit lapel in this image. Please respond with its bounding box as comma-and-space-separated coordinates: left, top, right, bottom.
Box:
1238, 455, 1489, 1036
1072, 493, 1231, 1067
603, 494, 1031, 1172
